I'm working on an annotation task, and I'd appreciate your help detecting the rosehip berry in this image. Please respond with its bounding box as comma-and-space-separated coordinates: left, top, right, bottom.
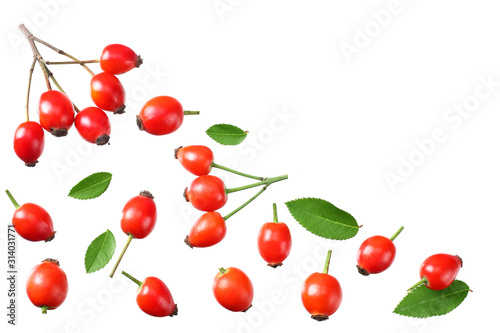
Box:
122, 271, 177, 317
13, 121, 44, 167
90, 72, 126, 114
110, 191, 157, 278
74, 107, 111, 145
6, 190, 55, 242
175, 145, 214, 176
185, 211, 226, 248
121, 191, 157, 239
26, 259, 68, 314
356, 226, 404, 276
100, 44, 142, 75
301, 250, 342, 321
38, 90, 75, 137
257, 203, 292, 268
184, 175, 228, 212
137, 96, 186, 135
410, 253, 463, 291
213, 267, 253, 312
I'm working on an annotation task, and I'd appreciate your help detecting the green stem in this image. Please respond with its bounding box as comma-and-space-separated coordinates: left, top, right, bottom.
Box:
32, 36, 95, 76
109, 234, 133, 278
41, 63, 80, 113
407, 277, 428, 293
218, 267, 227, 274
5, 190, 20, 209
41, 306, 48, 314
323, 249, 332, 274
183, 111, 199, 115
121, 271, 142, 287
25, 57, 37, 121
223, 186, 267, 221
226, 175, 288, 194
45, 59, 99, 65
212, 163, 263, 181
390, 226, 404, 241
273, 203, 278, 223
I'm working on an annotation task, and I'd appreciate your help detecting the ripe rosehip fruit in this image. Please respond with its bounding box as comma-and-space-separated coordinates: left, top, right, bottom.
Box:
213, 267, 253, 312
185, 211, 226, 248
122, 271, 177, 317
137, 96, 184, 135
13, 121, 44, 167
90, 72, 126, 114
175, 145, 214, 176
356, 226, 404, 276
6, 190, 55, 242
184, 175, 228, 211
257, 203, 292, 268
74, 107, 111, 145
416, 254, 463, 291
121, 191, 157, 239
100, 44, 142, 75
26, 259, 68, 314
301, 250, 342, 321
38, 90, 75, 136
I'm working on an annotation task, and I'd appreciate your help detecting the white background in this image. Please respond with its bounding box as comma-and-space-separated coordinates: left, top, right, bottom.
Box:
1, 0, 499, 332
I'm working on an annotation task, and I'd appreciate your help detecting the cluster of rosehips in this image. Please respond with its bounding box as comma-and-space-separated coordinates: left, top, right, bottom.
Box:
14, 25, 198, 167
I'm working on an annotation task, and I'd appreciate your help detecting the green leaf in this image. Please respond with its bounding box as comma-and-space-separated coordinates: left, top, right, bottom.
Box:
285, 197, 359, 240
394, 280, 470, 318
68, 172, 112, 200
206, 124, 247, 145
85, 230, 116, 274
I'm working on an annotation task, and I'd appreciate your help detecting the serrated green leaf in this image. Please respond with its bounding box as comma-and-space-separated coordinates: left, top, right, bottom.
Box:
85, 230, 116, 274
394, 280, 470, 318
285, 197, 359, 240
68, 172, 112, 200
206, 124, 247, 145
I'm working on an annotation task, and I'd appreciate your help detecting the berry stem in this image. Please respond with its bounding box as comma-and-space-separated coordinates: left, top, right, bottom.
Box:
226, 174, 288, 194
45, 59, 99, 65
41, 62, 80, 112
25, 57, 37, 121
407, 277, 428, 293
5, 190, 20, 209
390, 226, 404, 241
218, 267, 227, 275
323, 249, 332, 274
19, 24, 52, 90
32, 36, 95, 76
121, 271, 142, 287
109, 234, 133, 278
223, 186, 267, 221
273, 203, 278, 223
41, 305, 48, 314
211, 163, 263, 180
183, 111, 200, 115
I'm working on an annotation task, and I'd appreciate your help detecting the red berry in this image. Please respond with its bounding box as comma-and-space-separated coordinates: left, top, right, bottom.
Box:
184, 175, 228, 212
185, 211, 226, 248
90, 72, 126, 114
121, 191, 157, 239
301, 250, 342, 321
213, 267, 253, 312
175, 145, 214, 176
13, 203, 55, 242
13, 121, 44, 167
38, 90, 75, 137
26, 259, 68, 314
418, 253, 462, 290
356, 236, 395, 275
137, 96, 184, 135
257, 203, 292, 268
133, 276, 177, 317
100, 44, 142, 75
74, 107, 111, 145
